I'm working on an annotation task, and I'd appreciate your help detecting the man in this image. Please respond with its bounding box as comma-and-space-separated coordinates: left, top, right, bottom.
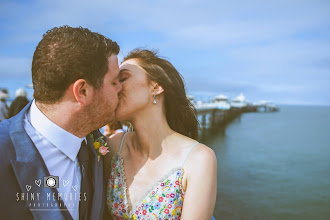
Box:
0, 89, 9, 121
8, 88, 30, 118
0, 26, 121, 220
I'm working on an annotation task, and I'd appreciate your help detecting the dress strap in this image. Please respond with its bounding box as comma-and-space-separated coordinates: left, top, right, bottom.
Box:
118, 132, 128, 153
181, 142, 199, 168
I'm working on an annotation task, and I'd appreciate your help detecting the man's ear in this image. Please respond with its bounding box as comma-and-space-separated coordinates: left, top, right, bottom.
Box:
152, 82, 164, 95
72, 79, 91, 106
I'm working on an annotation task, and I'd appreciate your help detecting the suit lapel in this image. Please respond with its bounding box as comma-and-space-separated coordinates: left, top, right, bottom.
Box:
9, 102, 72, 220
86, 130, 105, 220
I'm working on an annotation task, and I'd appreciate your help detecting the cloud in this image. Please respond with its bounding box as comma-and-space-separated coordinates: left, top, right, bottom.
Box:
2, 0, 329, 46
223, 38, 330, 78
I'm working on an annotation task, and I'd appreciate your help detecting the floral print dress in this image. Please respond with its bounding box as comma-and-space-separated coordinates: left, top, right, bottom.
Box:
107, 132, 199, 220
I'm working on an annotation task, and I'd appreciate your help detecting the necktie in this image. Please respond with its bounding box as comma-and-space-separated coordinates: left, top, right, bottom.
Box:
77, 140, 92, 220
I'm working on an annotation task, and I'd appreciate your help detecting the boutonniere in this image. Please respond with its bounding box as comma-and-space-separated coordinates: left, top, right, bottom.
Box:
90, 134, 109, 165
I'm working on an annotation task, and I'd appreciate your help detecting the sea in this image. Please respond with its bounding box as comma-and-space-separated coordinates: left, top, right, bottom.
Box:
204, 105, 330, 220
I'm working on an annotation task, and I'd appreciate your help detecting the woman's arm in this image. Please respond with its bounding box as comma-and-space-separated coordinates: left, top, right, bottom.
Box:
181, 145, 217, 220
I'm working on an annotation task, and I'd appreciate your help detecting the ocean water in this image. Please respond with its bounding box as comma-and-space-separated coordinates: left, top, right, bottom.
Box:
205, 105, 330, 220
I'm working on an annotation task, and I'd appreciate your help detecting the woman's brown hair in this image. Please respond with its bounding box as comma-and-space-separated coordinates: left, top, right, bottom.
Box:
123, 49, 199, 139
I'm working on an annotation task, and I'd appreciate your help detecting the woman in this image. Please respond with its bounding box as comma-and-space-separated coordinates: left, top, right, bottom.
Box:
104, 49, 217, 219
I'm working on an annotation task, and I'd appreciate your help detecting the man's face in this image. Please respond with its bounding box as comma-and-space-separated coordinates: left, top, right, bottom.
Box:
89, 54, 122, 127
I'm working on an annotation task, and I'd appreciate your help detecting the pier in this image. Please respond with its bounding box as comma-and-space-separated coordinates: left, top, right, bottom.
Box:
193, 94, 279, 132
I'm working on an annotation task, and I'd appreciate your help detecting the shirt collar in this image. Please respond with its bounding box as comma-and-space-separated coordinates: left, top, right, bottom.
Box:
29, 100, 85, 161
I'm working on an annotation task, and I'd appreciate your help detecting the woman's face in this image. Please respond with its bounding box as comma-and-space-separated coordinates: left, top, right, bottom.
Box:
116, 58, 154, 121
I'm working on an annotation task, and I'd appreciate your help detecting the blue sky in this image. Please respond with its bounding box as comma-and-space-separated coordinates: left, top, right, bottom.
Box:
1, 0, 329, 105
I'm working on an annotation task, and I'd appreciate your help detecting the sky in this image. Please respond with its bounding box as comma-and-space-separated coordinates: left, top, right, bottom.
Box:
0, 0, 329, 105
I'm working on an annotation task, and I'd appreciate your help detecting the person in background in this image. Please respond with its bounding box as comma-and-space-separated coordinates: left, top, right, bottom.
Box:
104, 120, 124, 138
8, 88, 30, 118
0, 89, 9, 122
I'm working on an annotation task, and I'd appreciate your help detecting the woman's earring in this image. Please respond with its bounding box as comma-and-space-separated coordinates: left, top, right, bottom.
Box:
153, 94, 157, 104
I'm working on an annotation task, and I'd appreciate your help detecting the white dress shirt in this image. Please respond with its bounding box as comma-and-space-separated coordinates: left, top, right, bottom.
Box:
23, 100, 84, 220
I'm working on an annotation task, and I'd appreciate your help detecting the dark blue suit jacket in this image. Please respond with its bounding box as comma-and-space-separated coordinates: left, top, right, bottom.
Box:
0, 102, 106, 220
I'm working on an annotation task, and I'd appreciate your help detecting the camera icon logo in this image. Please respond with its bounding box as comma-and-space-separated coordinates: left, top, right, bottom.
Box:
43, 176, 59, 188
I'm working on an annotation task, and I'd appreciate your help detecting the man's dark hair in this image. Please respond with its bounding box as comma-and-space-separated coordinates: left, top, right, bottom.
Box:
32, 25, 120, 103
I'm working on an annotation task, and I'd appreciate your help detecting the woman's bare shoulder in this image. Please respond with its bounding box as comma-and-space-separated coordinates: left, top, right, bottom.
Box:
172, 133, 217, 170
174, 133, 213, 153
176, 133, 217, 194
180, 143, 217, 218
190, 142, 216, 164
183, 141, 217, 177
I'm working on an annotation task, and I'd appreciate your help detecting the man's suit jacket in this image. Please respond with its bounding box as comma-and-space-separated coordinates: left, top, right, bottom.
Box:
0, 101, 106, 220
